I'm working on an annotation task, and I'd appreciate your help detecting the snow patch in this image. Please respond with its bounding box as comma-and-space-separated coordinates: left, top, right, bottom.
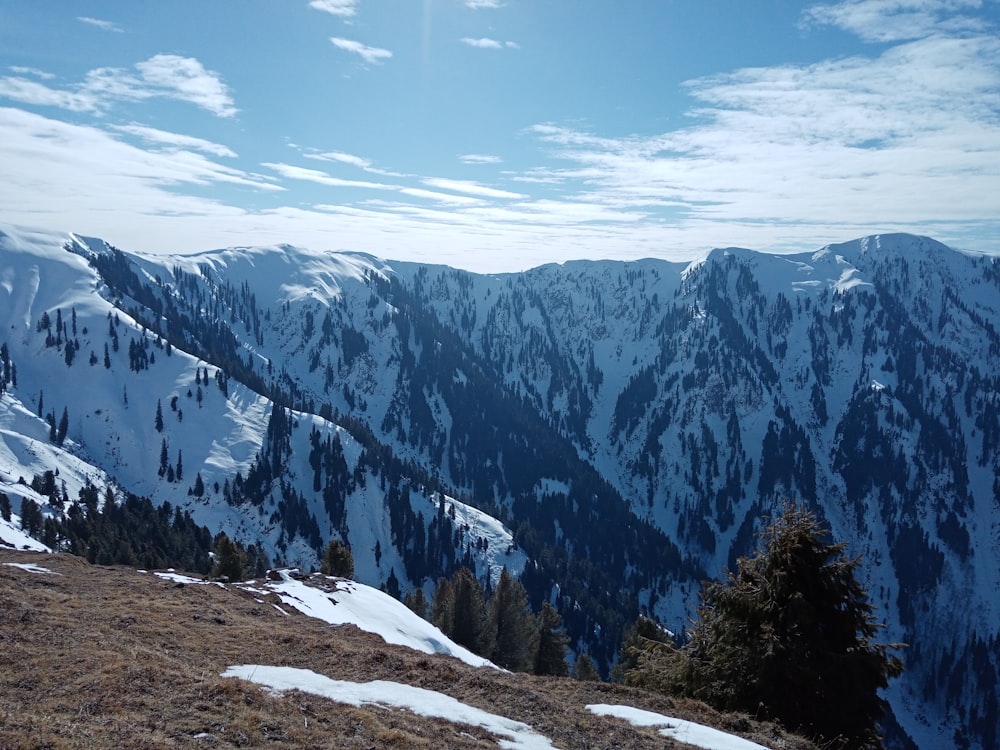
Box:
223, 665, 556, 750
3, 561, 59, 575
586, 704, 771, 750
246, 571, 498, 668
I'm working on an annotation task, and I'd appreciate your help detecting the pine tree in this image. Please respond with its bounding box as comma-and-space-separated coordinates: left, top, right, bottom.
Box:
19, 497, 42, 536
489, 568, 537, 671
384, 568, 401, 599
320, 539, 354, 578
449, 567, 494, 656
159, 438, 169, 477
431, 576, 455, 638
404, 588, 428, 619
0, 492, 11, 522
612, 615, 673, 683
573, 653, 600, 681
56, 407, 69, 445
212, 533, 245, 581
535, 602, 569, 677
534, 601, 569, 676
628, 502, 903, 750
155, 400, 164, 432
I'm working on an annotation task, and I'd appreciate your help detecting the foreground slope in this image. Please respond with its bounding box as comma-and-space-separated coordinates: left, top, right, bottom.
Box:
0, 550, 814, 750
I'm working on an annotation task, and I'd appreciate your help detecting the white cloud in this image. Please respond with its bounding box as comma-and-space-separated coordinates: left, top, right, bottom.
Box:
400, 188, 484, 205
0, 108, 278, 207
461, 37, 502, 49
309, 0, 359, 17
465, 0, 503, 8
77, 16, 124, 33
0, 76, 99, 112
134, 55, 237, 117
305, 150, 405, 176
2, 0, 997, 273
263, 162, 395, 190
422, 177, 525, 199
460, 38, 519, 50
9, 66, 55, 80
526, 27, 1000, 236
802, 0, 986, 42
112, 124, 237, 158
0, 55, 236, 117
330, 38, 392, 65
460, 154, 502, 164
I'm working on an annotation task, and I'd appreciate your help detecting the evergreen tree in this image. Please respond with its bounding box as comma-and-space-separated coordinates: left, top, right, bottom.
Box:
404, 588, 428, 619
573, 653, 600, 681
628, 503, 903, 750
449, 567, 494, 656
56, 407, 69, 446
212, 533, 245, 581
19, 497, 43, 536
320, 539, 354, 578
612, 615, 672, 683
534, 601, 569, 676
159, 439, 169, 477
155, 400, 164, 432
535, 602, 569, 677
431, 576, 455, 637
384, 567, 401, 599
0, 492, 11, 522
489, 568, 537, 671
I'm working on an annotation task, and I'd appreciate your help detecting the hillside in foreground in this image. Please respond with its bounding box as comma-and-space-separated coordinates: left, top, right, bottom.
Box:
0, 549, 816, 750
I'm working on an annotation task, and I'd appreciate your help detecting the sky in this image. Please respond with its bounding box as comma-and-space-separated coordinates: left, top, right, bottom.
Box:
1, 0, 998, 272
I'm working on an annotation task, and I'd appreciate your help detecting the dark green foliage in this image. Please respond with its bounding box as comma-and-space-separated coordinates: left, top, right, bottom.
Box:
403, 587, 428, 619
534, 601, 569, 676
56, 407, 69, 446
612, 615, 672, 683
19, 497, 43, 536
629, 503, 903, 750
573, 653, 600, 681
448, 567, 494, 656
35, 482, 223, 573
0, 492, 11, 522
212, 533, 246, 581
489, 568, 537, 671
431, 576, 455, 636
320, 539, 354, 578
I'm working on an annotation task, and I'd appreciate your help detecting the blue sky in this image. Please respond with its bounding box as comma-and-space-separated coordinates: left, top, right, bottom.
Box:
1, 0, 998, 271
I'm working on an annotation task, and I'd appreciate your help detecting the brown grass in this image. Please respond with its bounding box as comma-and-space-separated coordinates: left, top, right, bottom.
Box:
0, 550, 817, 749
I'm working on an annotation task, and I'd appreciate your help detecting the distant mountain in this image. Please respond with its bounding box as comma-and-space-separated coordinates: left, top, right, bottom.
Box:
1, 223, 997, 749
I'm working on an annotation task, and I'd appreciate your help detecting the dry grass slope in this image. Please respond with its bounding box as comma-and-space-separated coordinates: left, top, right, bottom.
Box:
0, 550, 818, 749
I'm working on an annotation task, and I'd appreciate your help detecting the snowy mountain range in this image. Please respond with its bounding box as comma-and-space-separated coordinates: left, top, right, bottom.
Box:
1, 223, 997, 749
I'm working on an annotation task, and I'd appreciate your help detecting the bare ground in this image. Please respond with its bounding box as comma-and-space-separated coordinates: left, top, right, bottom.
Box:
0, 550, 817, 750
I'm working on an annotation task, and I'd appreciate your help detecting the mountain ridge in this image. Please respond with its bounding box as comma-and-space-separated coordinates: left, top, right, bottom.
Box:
2, 222, 997, 749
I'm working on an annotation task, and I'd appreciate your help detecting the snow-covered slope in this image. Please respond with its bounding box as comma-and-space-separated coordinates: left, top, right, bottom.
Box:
0, 223, 523, 596
2, 222, 997, 748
